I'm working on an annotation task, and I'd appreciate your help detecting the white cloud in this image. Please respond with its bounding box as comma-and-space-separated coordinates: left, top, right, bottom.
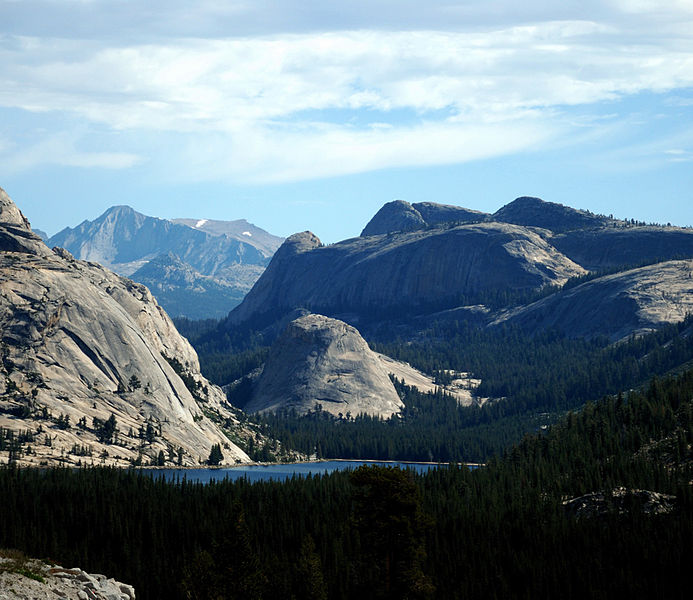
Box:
172, 117, 562, 184
0, 135, 141, 174
3, 24, 692, 127
0, 2, 692, 181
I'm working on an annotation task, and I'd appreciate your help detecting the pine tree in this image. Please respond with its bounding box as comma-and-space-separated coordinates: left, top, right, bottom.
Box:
208, 444, 223, 466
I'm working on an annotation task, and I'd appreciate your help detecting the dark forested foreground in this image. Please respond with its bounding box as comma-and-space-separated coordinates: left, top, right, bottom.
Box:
2, 369, 692, 599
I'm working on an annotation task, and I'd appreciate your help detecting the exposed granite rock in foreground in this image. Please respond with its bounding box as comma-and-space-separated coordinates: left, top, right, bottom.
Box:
0, 553, 135, 600
563, 487, 676, 519
245, 315, 404, 418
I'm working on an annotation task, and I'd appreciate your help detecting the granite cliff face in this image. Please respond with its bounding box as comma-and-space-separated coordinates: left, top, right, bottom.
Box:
228, 197, 693, 344
48, 205, 283, 319
0, 188, 249, 466
229, 223, 586, 326
360, 200, 427, 236
551, 226, 693, 271
496, 259, 693, 341
244, 315, 403, 418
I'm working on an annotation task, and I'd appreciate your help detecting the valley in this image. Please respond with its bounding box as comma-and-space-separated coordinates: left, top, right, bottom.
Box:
1, 187, 692, 600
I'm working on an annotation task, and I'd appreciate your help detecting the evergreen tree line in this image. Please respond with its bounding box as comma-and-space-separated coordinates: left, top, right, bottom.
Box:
1, 367, 691, 599
245, 316, 693, 463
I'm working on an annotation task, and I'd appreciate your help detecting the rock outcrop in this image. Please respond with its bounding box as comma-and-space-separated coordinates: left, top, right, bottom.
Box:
563, 487, 676, 519
228, 222, 586, 327
360, 200, 427, 236
412, 201, 487, 226
244, 315, 404, 418
0, 187, 250, 467
360, 199, 488, 236
495, 259, 693, 341
0, 553, 136, 600
47, 205, 283, 319
493, 196, 612, 233
226, 196, 693, 344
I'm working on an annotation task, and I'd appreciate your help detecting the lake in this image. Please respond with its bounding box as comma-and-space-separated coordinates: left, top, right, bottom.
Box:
141, 460, 445, 483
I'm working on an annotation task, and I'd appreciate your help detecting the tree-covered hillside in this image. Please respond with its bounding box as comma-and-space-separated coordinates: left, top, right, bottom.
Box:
213, 315, 693, 463
1, 367, 691, 599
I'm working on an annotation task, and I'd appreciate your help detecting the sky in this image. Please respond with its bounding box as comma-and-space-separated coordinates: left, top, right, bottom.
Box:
1, 0, 692, 242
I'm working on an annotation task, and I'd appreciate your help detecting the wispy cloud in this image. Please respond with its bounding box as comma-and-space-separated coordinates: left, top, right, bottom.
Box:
1, 1, 692, 182
0, 134, 142, 173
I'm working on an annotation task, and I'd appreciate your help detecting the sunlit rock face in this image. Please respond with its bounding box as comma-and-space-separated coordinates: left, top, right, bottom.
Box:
0, 187, 249, 467
246, 314, 404, 418
228, 223, 586, 326
495, 259, 693, 341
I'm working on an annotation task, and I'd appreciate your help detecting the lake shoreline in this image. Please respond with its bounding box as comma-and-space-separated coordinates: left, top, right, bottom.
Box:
138, 458, 484, 470
138, 459, 482, 484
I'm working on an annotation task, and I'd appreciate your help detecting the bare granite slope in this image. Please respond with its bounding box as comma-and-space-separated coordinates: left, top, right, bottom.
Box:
0, 187, 249, 466
495, 259, 693, 341
360, 199, 488, 236
229, 223, 586, 326
0, 553, 136, 600
245, 315, 404, 418
551, 226, 693, 271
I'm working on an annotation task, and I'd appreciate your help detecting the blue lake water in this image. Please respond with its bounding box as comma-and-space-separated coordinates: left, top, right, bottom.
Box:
141, 461, 443, 484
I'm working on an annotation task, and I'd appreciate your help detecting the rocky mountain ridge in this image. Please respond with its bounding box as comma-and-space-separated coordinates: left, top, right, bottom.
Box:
228, 221, 587, 327
495, 259, 693, 340
227, 196, 693, 343
0, 187, 251, 467
359, 196, 617, 237
47, 205, 283, 319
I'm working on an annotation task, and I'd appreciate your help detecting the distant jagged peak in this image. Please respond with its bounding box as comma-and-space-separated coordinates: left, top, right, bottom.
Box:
94, 204, 150, 227
493, 196, 609, 233
171, 216, 284, 254
50, 204, 150, 242
101, 204, 139, 217
360, 200, 426, 236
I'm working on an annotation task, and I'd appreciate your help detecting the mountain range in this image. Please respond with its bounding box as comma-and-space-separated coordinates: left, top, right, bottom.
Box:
226, 196, 693, 343
5, 188, 693, 464
0, 187, 255, 467
47, 205, 284, 319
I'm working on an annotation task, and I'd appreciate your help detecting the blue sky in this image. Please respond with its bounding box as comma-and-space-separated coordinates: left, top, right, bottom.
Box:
1, 0, 692, 242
